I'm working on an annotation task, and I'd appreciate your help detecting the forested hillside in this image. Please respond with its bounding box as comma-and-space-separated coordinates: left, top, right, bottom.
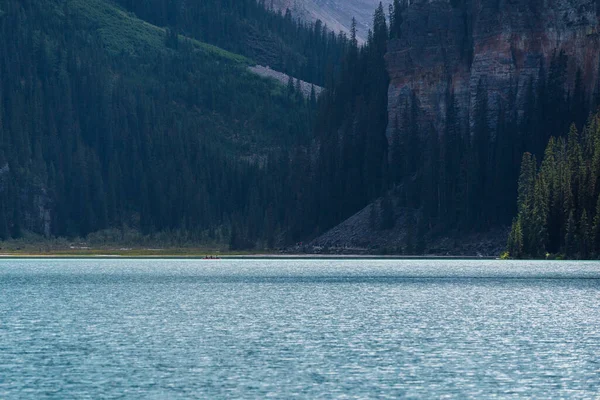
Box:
284, 0, 600, 254
0, 0, 320, 244
297, 8, 391, 238
2, 0, 599, 255
114, 0, 348, 86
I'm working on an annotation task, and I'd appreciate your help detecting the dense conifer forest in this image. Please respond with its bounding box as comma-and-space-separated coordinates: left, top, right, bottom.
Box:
114, 0, 348, 86
283, 1, 598, 253
0, 0, 598, 255
0, 0, 320, 244
507, 114, 600, 259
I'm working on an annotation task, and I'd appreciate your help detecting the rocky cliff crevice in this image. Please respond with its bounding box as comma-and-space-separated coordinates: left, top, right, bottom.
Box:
386, 0, 600, 136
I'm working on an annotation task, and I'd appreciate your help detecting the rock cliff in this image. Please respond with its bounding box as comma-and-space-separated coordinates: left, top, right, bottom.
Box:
267, 0, 388, 41
386, 0, 600, 135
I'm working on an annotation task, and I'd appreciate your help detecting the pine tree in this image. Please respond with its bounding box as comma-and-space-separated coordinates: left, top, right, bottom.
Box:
295, 78, 302, 99
415, 216, 426, 255
566, 124, 583, 212
165, 27, 179, 49
572, 68, 587, 130
516, 153, 537, 254
517, 154, 537, 211
404, 216, 415, 254
564, 210, 578, 258
507, 217, 524, 259
390, 0, 406, 39
580, 209, 591, 259
310, 85, 317, 107
0, 203, 9, 241
530, 175, 549, 257
287, 75, 295, 97
373, 3, 389, 51
593, 194, 600, 255
350, 17, 358, 50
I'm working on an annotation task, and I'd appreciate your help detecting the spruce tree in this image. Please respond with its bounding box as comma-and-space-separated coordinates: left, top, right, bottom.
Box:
580, 209, 591, 259
0, 203, 9, 241
507, 217, 524, 259
530, 176, 549, 257
404, 216, 415, 255
287, 76, 295, 97
564, 210, 578, 258
593, 194, 600, 255
390, 0, 406, 39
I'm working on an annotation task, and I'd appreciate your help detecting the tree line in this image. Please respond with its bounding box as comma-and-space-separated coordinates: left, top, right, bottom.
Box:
507, 114, 600, 259
114, 0, 348, 86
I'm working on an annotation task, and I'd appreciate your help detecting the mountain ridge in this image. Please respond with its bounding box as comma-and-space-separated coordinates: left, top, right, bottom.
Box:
268, 0, 389, 40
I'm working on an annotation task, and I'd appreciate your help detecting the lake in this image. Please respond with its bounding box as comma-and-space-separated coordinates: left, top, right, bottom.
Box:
0, 259, 599, 398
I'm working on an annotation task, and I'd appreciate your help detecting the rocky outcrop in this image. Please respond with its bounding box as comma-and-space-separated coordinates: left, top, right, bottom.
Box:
307, 196, 507, 256
249, 65, 324, 97
267, 0, 388, 41
386, 0, 600, 136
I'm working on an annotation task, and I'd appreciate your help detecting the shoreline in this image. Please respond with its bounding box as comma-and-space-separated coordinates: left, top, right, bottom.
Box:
0, 253, 498, 260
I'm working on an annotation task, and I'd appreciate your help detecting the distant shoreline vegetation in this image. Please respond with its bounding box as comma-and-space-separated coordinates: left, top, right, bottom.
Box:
2, 0, 600, 261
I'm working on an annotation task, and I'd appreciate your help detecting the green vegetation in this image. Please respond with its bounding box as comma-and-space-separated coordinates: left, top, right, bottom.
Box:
69, 0, 249, 62
507, 114, 600, 259
0, 230, 257, 257
285, 7, 392, 241
0, 0, 318, 246
70, 0, 168, 54
114, 0, 348, 86
2, 0, 599, 256
285, 2, 598, 252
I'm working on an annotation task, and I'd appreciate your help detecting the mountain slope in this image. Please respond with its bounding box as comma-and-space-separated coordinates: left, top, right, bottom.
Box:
0, 0, 314, 241
113, 0, 347, 86
283, 0, 600, 255
268, 0, 389, 41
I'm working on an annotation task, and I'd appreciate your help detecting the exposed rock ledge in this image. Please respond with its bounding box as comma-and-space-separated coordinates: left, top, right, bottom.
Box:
249, 65, 324, 98
306, 197, 507, 256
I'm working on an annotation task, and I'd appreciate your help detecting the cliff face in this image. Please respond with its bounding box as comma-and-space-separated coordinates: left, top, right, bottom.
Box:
386, 0, 600, 135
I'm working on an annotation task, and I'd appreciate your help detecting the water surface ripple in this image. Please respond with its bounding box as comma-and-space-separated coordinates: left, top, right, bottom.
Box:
0, 259, 599, 398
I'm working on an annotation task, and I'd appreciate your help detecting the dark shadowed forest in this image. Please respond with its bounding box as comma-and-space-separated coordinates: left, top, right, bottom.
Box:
1, 0, 598, 257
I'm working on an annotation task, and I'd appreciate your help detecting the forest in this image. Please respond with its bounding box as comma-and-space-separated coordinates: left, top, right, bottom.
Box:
113, 0, 348, 86
507, 114, 600, 259
0, 0, 598, 256
0, 0, 327, 245
283, 0, 598, 253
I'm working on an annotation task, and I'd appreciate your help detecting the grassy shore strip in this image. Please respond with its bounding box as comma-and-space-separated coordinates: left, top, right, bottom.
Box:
0, 252, 497, 260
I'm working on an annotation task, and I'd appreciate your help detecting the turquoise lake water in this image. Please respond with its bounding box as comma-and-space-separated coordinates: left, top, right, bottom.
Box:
0, 259, 599, 398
